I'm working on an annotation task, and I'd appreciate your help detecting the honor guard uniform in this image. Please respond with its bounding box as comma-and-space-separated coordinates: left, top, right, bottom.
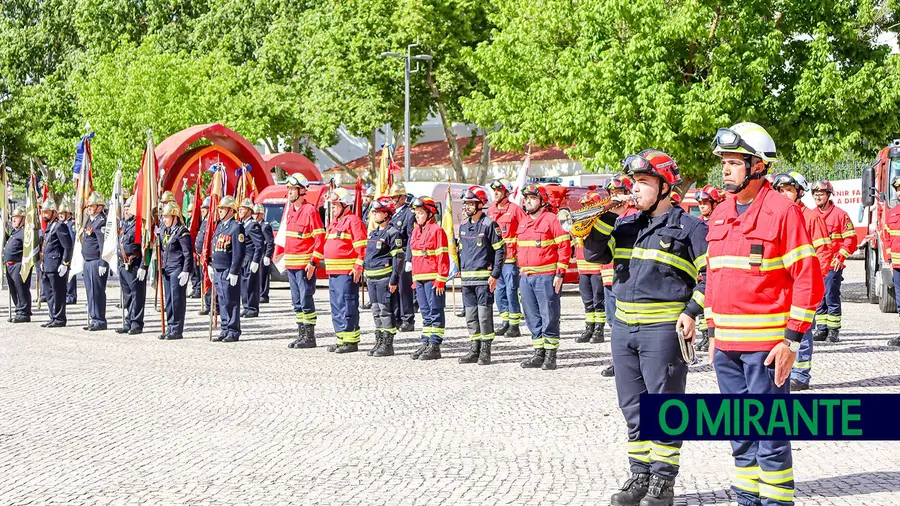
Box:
40, 200, 73, 327
707, 123, 824, 506
584, 150, 707, 506
364, 197, 404, 357
574, 192, 606, 344
487, 178, 526, 337
189, 200, 208, 299
323, 188, 368, 353
516, 184, 570, 371
361, 185, 376, 224
117, 197, 149, 335
196, 197, 215, 315
692, 186, 724, 353
409, 197, 450, 360
81, 192, 109, 331
457, 187, 506, 366
772, 172, 833, 392
58, 202, 78, 304
255, 204, 275, 303
389, 182, 417, 332
4, 206, 32, 323
810, 179, 858, 343
238, 199, 264, 318
159, 202, 195, 340
282, 175, 325, 348
210, 196, 246, 342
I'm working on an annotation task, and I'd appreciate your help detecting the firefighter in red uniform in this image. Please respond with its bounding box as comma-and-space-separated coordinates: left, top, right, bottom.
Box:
810, 179, 859, 343
692, 186, 723, 353
574, 192, 606, 344
408, 197, 450, 361
487, 178, 527, 337
886, 176, 900, 347
324, 188, 368, 353
772, 172, 833, 391
517, 184, 571, 371
282, 174, 326, 349
707, 122, 824, 506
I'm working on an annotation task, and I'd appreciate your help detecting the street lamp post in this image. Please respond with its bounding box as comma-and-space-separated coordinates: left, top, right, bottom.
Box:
381, 44, 432, 182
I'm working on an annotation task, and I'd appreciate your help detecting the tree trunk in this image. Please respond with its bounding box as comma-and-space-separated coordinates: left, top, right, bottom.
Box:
34, 158, 60, 207
368, 129, 378, 182
476, 128, 492, 186
426, 70, 467, 183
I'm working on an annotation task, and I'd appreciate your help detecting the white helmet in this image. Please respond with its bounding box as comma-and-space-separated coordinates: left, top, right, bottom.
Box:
712, 122, 778, 164
788, 171, 809, 193
329, 187, 354, 206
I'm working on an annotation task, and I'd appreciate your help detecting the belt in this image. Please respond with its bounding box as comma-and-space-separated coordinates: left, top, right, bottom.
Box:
6, 261, 18, 266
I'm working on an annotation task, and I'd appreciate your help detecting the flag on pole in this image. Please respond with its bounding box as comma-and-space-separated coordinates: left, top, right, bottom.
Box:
134, 134, 160, 255
200, 165, 224, 274
102, 165, 122, 273
441, 188, 459, 279
271, 202, 289, 273
0, 154, 9, 265
510, 152, 531, 207
21, 172, 40, 282
70, 132, 95, 276
354, 176, 363, 218
188, 168, 203, 243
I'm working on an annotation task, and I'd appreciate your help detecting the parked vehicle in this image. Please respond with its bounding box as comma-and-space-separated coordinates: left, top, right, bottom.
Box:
861, 140, 900, 312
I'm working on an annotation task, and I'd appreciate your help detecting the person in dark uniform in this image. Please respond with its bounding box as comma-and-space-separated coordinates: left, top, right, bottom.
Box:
388, 182, 416, 332
58, 202, 78, 304
40, 200, 73, 327
159, 202, 194, 340
189, 201, 207, 298
4, 206, 32, 323
360, 185, 376, 311
238, 198, 264, 318
81, 192, 109, 331
363, 197, 404, 357
196, 197, 215, 315
254, 204, 274, 303
209, 196, 245, 342
116, 197, 149, 335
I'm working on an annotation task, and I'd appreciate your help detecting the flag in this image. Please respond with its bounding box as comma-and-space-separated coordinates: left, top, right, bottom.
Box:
354, 176, 363, 218
188, 168, 203, 244
200, 165, 224, 273
181, 177, 192, 218
271, 201, 289, 273
0, 160, 9, 265
134, 136, 159, 253
39, 178, 49, 232
21, 172, 40, 282
101, 166, 122, 273
70, 132, 95, 276
442, 188, 459, 279
510, 153, 531, 206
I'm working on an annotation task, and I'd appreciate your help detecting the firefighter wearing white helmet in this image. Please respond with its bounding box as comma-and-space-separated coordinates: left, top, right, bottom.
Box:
283, 172, 325, 349
389, 181, 416, 332
706, 123, 824, 506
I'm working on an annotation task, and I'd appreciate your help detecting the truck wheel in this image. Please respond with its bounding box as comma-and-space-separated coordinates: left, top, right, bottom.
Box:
867, 246, 879, 304
879, 271, 897, 313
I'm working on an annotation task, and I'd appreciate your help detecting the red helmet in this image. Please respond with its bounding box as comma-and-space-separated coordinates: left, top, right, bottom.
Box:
579, 191, 603, 206
670, 193, 682, 205
702, 185, 725, 203
812, 180, 834, 194
371, 196, 395, 215
411, 196, 439, 216
622, 149, 681, 187
462, 186, 489, 205
606, 176, 633, 192
521, 183, 549, 203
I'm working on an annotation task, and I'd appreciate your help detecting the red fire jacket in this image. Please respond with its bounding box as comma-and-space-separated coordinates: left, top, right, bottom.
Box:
516, 210, 570, 276
324, 213, 367, 276
705, 184, 825, 352
410, 221, 450, 289
488, 200, 528, 264
815, 201, 858, 266
886, 205, 900, 267
283, 200, 325, 269
801, 205, 833, 279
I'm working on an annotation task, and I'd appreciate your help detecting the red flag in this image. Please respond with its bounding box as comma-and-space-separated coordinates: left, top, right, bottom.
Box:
354, 176, 363, 218
188, 169, 203, 242
133, 137, 159, 250
201, 168, 224, 269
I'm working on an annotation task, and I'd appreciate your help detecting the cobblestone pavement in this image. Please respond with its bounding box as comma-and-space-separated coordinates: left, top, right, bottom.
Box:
2, 259, 899, 505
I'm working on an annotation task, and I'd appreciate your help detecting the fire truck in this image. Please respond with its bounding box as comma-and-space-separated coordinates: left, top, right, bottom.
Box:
861, 139, 900, 312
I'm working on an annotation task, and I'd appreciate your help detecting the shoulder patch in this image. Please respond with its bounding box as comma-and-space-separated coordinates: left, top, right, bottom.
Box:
494, 225, 502, 236
238, 233, 245, 243
846, 221, 853, 230
395, 238, 403, 247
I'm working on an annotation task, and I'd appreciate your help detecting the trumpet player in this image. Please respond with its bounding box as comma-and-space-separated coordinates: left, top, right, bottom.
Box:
583, 150, 707, 506
574, 192, 606, 344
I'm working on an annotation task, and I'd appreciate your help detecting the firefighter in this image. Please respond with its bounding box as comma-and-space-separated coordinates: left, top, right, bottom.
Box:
197, 197, 214, 315
457, 186, 506, 365
189, 200, 209, 299
772, 172, 833, 391
238, 198, 264, 318
584, 150, 707, 506
159, 202, 194, 340
209, 196, 245, 343
361, 184, 376, 224
81, 192, 109, 331
517, 184, 570, 371
40, 200, 72, 328
408, 196, 450, 360
707, 122, 823, 506
887, 176, 900, 348
116, 197, 148, 335
4, 206, 32, 323
254, 204, 275, 304
389, 182, 417, 332
487, 178, 526, 337
57, 201, 78, 304
692, 187, 722, 353
364, 197, 404, 357
324, 188, 368, 353
669, 192, 681, 206
574, 192, 606, 344
811, 179, 858, 343
283, 174, 325, 349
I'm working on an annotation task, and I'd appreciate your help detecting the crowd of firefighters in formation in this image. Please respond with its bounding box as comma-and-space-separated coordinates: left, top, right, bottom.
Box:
0, 120, 875, 506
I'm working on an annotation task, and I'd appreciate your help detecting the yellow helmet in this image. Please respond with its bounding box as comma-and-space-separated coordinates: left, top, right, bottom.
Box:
12, 206, 25, 217
218, 195, 237, 210
124, 196, 134, 208
253, 204, 265, 214
160, 191, 175, 203
239, 198, 255, 210
389, 182, 406, 197
87, 192, 105, 206
162, 202, 181, 217
58, 201, 71, 214
41, 200, 57, 212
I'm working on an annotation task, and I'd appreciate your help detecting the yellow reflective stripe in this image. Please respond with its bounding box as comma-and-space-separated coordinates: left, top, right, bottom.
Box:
411, 248, 447, 256
713, 327, 785, 342
518, 240, 539, 247
352, 239, 368, 248
632, 247, 698, 279
413, 273, 439, 281
593, 219, 613, 235
830, 233, 842, 239
435, 275, 448, 283
613, 248, 633, 260
838, 248, 851, 258
841, 230, 856, 238
793, 360, 811, 369
461, 270, 491, 277
759, 483, 794, 502
365, 266, 392, 277
554, 234, 569, 244
888, 230, 900, 237
694, 253, 707, 270
325, 259, 358, 267
736, 465, 761, 477
649, 443, 680, 466
627, 441, 650, 462
691, 291, 705, 307
617, 300, 686, 312
521, 264, 557, 275
708, 255, 783, 271
615, 300, 685, 324
782, 244, 815, 268
556, 262, 569, 269
505, 237, 518, 244
733, 479, 760, 494
492, 240, 505, 250
789, 305, 815, 323
312, 251, 324, 259
390, 248, 403, 256
312, 228, 325, 235
707, 311, 789, 327
576, 260, 603, 270
326, 232, 352, 240
812, 237, 832, 247
759, 468, 794, 484
285, 230, 322, 239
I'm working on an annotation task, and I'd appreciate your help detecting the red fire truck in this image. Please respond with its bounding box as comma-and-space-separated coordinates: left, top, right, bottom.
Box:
861, 139, 900, 312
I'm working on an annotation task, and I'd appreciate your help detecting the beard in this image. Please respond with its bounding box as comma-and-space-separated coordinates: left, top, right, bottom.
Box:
524, 201, 541, 215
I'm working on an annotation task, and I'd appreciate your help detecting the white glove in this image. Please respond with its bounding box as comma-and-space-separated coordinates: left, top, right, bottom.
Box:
250, 261, 259, 273
263, 257, 271, 266
207, 266, 215, 280
178, 271, 190, 286
58, 265, 68, 277
137, 268, 147, 281
228, 273, 238, 286
99, 265, 108, 277
405, 261, 412, 272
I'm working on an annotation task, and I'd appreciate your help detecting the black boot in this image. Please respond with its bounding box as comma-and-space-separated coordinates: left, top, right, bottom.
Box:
826, 329, 841, 343
295, 325, 316, 349
576, 322, 594, 343
694, 330, 709, 352
419, 342, 442, 360
887, 337, 900, 347
495, 321, 509, 337
361, 300, 371, 310
610, 472, 650, 506
591, 324, 605, 344
790, 378, 810, 391
458, 340, 481, 364
639, 475, 675, 506
456, 308, 465, 318
506, 325, 521, 337
374, 332, 395, 357
411, 340, 428, 360
520, 348, 545, 368
288, 324, 304, 348
399, 321, 415, 333
601, 364, 615, 377
477, 340, 492, 365
541, 349, 558, 370
813, 327, 828, 342
367, 330, 384, 356
335, 342, 359, 354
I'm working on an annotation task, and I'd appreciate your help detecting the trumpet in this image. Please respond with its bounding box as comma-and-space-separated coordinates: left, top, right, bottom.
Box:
561, 193, 635, 238
677, 327, 697, 364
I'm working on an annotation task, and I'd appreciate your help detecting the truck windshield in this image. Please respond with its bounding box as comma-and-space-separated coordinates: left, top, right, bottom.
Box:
263, 203, 285, 231
891, 158, 900, 206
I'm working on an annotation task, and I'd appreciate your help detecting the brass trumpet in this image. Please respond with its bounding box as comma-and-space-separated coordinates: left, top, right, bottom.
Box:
677, 327, 697, 364
562, 193, 635, 238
